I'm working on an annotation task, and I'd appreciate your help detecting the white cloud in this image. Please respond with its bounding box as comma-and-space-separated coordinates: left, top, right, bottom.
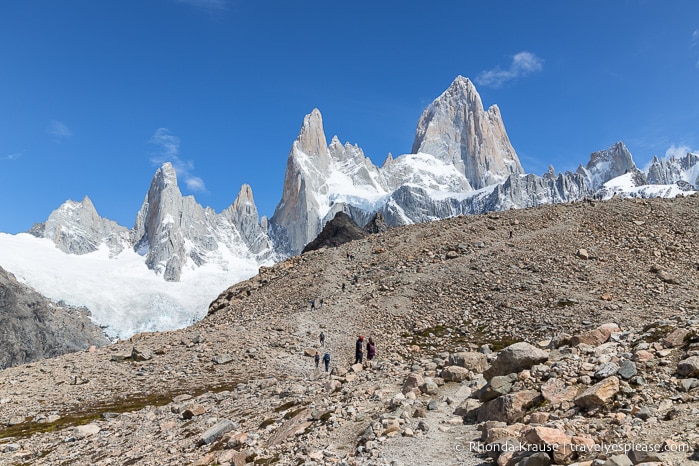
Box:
149, 128, 207, 193
692, 30, 699, 47
175, 0, 228, 13
475, 51, 544, 88
665, 144, 694, 159
47, 120, 72, 140
185, 177, 206, 192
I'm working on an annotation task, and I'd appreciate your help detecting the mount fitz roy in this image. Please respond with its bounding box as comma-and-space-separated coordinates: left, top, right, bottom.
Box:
2, 75, 697, 338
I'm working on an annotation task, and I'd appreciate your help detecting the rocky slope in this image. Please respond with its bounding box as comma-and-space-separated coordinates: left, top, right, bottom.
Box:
1, 195, 698, 465
0, 266, 109, 369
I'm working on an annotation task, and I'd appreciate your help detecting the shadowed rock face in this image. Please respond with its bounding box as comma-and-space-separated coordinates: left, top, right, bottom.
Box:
301, 212, 366, 253
0, 266, 109, 369
363, 212, 389, 234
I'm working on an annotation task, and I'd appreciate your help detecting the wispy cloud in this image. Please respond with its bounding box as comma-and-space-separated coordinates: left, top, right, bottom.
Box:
665, 144, 695, 159
47, 120, 72, 141
3, 151, 24, 161
149, 128, 207, 193
692, 30, 699, 47
174, 0, 229, 13
476, 51, 544, 88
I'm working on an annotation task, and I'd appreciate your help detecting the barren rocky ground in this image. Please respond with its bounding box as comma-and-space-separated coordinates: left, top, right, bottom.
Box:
1, 195, 698, 465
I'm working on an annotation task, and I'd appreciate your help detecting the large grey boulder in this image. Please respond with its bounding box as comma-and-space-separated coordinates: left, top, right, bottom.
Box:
676, 356, 699, 377
484, 343, 548, 379
448, 351, 489, 372
477, 389, 542, 423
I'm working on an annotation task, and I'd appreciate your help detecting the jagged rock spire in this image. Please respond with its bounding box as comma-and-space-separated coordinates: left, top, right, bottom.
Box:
412, 76, 523, 190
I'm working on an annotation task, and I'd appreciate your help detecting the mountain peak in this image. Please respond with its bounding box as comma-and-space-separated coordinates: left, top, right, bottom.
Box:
233, 184, 255, 209
296, 108, 328, 157
411, 76, 523, 189
447, 75, 476, 92
577, 141, 639, 190
156, 162, 179, 187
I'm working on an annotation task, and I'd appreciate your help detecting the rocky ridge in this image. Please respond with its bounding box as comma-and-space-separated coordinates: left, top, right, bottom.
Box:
0, 266, 109, 369
1, 195, 698, 465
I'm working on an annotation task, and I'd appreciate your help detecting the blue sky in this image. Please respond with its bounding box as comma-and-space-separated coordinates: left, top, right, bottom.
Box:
1, 1, 697, 234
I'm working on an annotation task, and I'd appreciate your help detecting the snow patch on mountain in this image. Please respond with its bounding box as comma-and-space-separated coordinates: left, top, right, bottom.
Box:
0, 233, 262, 339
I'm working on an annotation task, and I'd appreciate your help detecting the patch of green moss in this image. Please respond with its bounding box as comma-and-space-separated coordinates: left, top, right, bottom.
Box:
258, 418, 276, 429
0, 383, 239, 441
490, 338, 522, 352
642, 324, 674, 343
283, 407, 305, 420
273, 400, 298, 413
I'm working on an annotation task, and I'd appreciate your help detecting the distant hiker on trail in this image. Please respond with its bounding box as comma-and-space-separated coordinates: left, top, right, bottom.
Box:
342, 283, 346, 292
323, 352, 331, 372
319, 298, 323, 309
355, 336, 364, 364
509, 230, 513, 239
367, 338, 376, 361
319, 331, 325, 346
310, 299, 316, 311
314, 351, 320, 369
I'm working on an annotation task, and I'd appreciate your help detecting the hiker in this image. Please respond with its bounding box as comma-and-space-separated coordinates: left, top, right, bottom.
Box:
310, 299, 316, 311
319, 298, 323, 309
314, 351, 320, 369
341, 283, 346, 292
508, 230, 513, 239
323, 352, 331, 372
319, 331, 325, 346
367, 338, 376, 361
355, 336, 364, 364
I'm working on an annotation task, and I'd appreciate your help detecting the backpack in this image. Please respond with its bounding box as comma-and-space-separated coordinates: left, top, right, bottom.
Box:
323, 353, 330, 362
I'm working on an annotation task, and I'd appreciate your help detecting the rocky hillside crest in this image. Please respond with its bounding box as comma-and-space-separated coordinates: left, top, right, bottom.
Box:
2, 195, 699, 464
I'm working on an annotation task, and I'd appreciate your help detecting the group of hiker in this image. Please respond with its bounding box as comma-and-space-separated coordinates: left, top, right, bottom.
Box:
310, 298, 324, 311
313, 332, 376, 373
354, 335, 375, 364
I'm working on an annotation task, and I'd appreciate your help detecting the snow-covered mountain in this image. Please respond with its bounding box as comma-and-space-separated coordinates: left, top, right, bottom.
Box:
412, 75, 524, 190
271, 78, 697, 255
1, 75, 697, 338
1, 163, 277, 338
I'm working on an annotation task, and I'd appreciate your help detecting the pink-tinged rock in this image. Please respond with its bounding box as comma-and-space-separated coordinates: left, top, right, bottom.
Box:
570, 329, 607, 347
574, 376, 619, 409
541, 377, 578, 405
402, 372, 425, 394
448, 351, 489, 372
522, 426, 574, 463
632, 350, 654, 362
441, 366, 470, 382
192, 452, 218, 466
528, 412, 550, 424
571, 323, 621, 347
217, 450, 247, 466
662, 328, 689, 348
485, 424, 525, 443
477, 390, 542, 423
